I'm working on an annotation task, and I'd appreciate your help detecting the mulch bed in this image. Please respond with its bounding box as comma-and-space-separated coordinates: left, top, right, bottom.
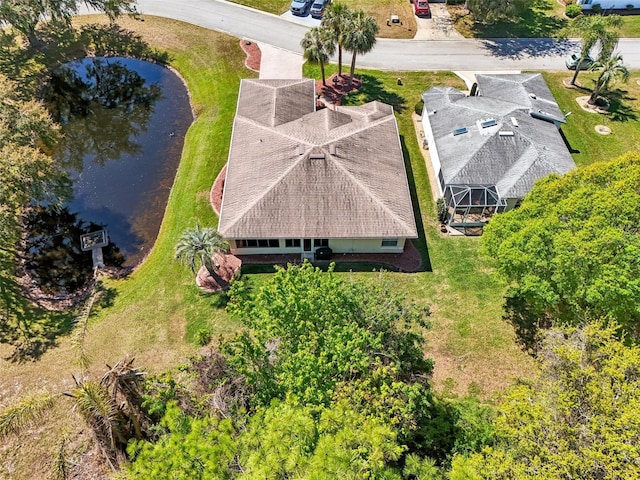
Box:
240, 39, 261, 72
196, 252, 242, 292
210, 164, 226, 215
316, 73, 362, 106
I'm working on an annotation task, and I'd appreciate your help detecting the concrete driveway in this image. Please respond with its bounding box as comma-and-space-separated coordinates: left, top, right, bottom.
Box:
413, 4, 464, 41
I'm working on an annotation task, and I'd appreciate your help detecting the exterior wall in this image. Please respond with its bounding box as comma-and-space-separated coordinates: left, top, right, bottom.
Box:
228, 238, 407, 255
577, 0, 637, 8
421, 107, 445, 197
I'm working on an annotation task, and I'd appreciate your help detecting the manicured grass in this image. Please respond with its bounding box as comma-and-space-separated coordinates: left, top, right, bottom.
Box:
620, 15, 640, 37
543, 70, 640, 166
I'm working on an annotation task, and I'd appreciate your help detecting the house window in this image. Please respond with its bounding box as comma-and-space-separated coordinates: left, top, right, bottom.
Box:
314, 239, 329, 247
381, 238, 398, 247
285, 239, 301, 248
236, 239, 278, 248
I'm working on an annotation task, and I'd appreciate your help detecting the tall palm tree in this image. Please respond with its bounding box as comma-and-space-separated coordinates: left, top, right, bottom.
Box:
321, 2, 353, 77
589, 54, 629, 105
344, 11, 379, 87
301, 27, 336, 87
564, 14, 623, 86
175, 225, 229, 277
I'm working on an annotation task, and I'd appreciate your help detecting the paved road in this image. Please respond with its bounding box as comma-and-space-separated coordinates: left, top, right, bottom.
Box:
126, 0, 640, 70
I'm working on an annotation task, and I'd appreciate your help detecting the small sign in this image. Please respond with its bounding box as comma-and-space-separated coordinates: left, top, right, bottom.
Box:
80, 230, 109, 251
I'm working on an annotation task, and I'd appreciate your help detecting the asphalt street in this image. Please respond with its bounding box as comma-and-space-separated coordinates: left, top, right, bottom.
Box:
94, 0, 640, 71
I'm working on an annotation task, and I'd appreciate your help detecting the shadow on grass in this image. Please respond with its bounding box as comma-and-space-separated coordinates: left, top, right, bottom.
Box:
0, 258, 76, 363
400, 135, 432, 273
559, 128, 580, 154
471, 0, 567, 39
605, 89, 639, 123
343, 74, 407, 113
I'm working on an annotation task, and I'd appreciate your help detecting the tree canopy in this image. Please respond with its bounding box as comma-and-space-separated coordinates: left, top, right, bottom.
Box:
0, 0, 138, 45
449, 320, 640, 479
482, 152, 640, 338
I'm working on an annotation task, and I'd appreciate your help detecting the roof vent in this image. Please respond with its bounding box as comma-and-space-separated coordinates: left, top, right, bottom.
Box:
329, 144, 337, 155
498, 131, 514, 137
481, 119, 497, 128
529, 93, 537, 99
453, 127, 468, 136
310, 152, 326, 160
297, 145, 305, 155
511, 117, 519, 127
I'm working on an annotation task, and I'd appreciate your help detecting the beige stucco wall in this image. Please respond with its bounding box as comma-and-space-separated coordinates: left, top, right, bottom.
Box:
229, 238, 407, 255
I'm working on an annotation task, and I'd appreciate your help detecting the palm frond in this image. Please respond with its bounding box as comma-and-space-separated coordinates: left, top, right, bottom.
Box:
0, 391, 58, 438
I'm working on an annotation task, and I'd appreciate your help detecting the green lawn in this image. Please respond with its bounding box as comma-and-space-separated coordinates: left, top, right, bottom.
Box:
543, 70, 640, 166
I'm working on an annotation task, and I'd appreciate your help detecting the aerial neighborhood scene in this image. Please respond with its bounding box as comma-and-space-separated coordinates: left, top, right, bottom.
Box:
1, 0, 640, 477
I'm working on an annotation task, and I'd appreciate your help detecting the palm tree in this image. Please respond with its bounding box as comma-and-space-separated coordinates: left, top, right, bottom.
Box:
589, 54, 629, 105
301, 27, 336, 87
321, 2, 353, 77
175, 225, 229, 277
563, 15, 623, 86
344, 11, 378, 87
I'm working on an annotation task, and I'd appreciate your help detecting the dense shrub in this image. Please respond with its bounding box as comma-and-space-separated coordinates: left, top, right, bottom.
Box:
565, 3, 582, 17
591, 3, 602, 11
414, 99, 424, 115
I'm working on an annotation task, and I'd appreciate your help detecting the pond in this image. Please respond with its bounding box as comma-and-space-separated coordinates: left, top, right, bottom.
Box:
51, 57, 193, 267
22, 57, 193, 294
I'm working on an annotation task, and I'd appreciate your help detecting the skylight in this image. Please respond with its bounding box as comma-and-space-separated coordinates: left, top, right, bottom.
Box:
481, 119, 497, 128
453, 127, 468, 136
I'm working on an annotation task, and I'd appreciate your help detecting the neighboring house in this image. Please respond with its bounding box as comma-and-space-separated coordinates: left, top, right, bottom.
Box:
218, 78, 417, 259
577, 0, 638, 9
421, 73, 576, 231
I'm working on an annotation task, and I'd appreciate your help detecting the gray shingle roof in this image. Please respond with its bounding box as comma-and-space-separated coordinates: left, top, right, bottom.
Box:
218, 79, 418, 240
422, 73, 576, 199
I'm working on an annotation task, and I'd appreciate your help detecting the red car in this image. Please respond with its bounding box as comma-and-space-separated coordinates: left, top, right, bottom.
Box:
413, 0, 430, 17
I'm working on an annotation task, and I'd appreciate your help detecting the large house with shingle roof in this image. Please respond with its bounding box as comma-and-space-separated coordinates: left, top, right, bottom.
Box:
421, 73, 576, 231
218, 78, 417, 258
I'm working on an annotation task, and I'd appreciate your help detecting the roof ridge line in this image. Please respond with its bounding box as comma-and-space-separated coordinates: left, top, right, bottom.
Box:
329, 147, 415, 234
221, 150, 307, 235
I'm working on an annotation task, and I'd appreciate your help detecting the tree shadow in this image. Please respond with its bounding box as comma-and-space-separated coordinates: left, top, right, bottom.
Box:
472, 0, 568, 39
605, 89, 638, 123
342, 74, 407, 113
502, 289, 552, 356
400, 135, 432, 272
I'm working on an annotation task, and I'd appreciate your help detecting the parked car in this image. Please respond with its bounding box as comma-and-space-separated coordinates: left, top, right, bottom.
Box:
414, 0, 430, 17
310, 0, 329, 18
565, 53, 595, 70
290, 0, 312, 16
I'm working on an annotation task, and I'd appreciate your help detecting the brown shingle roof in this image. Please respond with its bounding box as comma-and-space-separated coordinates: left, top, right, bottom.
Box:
218, 79, 417, 240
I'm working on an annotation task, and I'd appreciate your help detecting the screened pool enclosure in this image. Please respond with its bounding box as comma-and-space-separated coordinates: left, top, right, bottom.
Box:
443, 185, 507, 229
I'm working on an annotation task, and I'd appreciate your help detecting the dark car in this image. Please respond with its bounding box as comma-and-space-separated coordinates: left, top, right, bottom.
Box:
310, 0, 329, 18
565, 53, 595, 71
414, 0, 430, 17
290, 0, 312, 15
315, 246, 333, 260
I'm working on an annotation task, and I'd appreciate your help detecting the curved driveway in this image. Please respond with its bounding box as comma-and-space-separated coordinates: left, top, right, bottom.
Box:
130, 0, 640, 70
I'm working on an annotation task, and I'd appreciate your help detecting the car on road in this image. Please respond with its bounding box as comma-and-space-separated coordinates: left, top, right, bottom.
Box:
310, 0, 329, 18
565, 53, 595, 70
413, 0, 431, 17
290, 0, 312, 16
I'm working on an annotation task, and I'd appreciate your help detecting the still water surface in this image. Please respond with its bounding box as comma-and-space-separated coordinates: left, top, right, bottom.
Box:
55, 57, 193, 266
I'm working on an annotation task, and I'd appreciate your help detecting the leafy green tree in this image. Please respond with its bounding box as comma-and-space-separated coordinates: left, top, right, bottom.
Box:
482, 152, 640, 337
175, 225, 228, 277
300, 26, 336, 87
589, 53, 629, 104
343, 10, 378, 87
126, 402, 236, 480
562, 14, 622, 86
0, 0, 138, 45
225, 262, 432, 408
321, 2, 354, 77
449, 321, 640, 479
465, 0, 527, 24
